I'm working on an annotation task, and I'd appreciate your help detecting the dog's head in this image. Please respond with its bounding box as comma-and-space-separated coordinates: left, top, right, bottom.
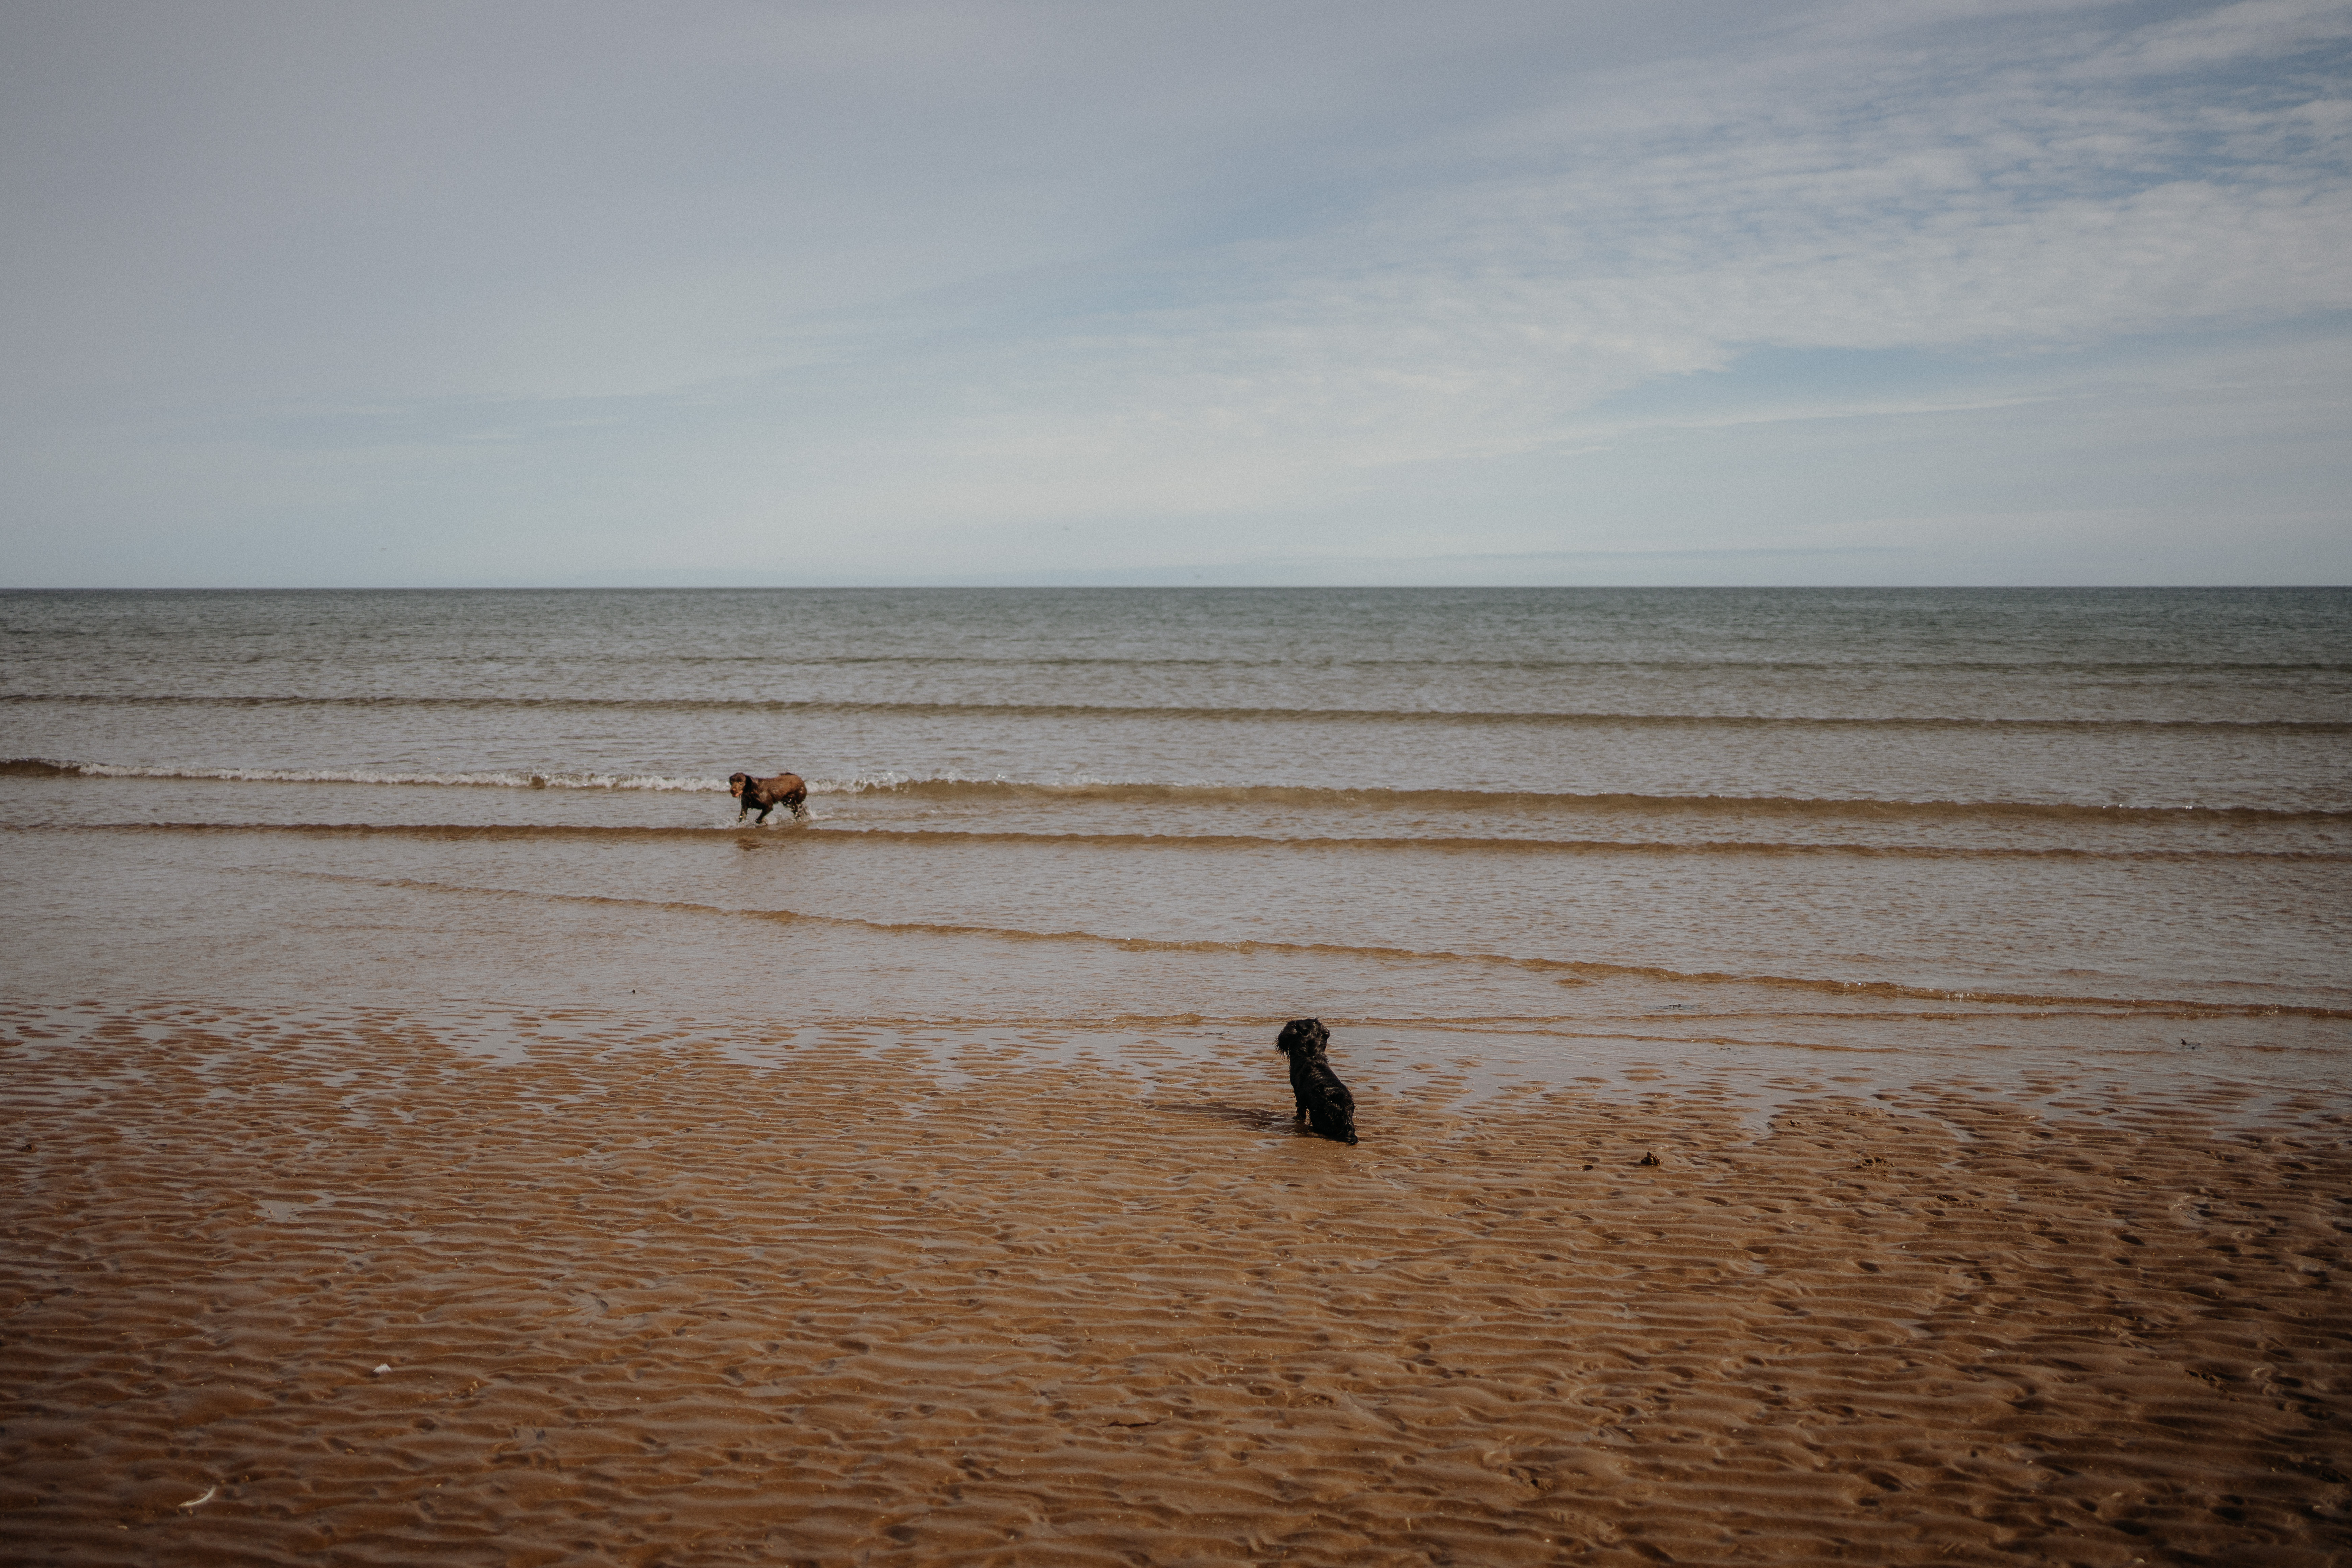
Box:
1275, 1017, 1329, 1057
728, 772, 749, 798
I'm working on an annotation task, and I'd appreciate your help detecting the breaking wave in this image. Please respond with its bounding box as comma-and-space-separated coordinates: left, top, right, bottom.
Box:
0, 757, 727, 793
821, 775, 2352, 823
9, 757, 2349, 821
44, 819, 2345, 861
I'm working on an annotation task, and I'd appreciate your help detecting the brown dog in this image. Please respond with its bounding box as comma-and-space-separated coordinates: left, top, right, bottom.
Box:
728, 771, 808, 824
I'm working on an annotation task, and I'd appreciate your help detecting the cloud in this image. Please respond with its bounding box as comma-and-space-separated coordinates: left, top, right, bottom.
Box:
1, 0, 2347, 583
2094, 0, 2352, 72
837, 0, 2351, 525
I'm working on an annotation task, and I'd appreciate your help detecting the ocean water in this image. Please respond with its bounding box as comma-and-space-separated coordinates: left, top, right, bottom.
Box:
4, 587, 2347, 1103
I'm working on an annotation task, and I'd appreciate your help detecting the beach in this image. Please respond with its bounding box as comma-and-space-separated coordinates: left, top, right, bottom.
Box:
5, 1001, 2348, 1565
4, 587, 2348, 1562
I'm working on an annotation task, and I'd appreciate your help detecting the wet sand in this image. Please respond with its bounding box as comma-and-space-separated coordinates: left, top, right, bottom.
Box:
4, 1007, 2349, 1566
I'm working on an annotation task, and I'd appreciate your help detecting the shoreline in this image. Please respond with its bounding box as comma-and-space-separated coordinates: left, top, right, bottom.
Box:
5, 1005, 2347, 1564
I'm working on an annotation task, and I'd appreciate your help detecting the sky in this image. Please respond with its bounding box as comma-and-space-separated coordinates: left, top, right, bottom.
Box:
2, 0, 2348, 587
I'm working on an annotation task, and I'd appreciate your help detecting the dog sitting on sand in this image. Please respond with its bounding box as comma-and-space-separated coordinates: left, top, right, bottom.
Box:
1275, 1018, 1358, 1144
728, 771, 808, 824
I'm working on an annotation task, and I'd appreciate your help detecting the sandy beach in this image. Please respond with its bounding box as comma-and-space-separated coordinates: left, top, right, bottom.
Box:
4, 1003, 2347, 1566
6, 587, 2347, 1562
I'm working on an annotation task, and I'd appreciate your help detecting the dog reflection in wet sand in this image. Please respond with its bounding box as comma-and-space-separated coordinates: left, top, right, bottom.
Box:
1276, 1018, 1359, 1144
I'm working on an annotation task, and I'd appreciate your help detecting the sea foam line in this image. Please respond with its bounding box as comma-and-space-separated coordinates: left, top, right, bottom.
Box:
0, 757, 730, 792
825, 776, 2352, 822
38, 820, 2348, 861
8, 758, 2348, 820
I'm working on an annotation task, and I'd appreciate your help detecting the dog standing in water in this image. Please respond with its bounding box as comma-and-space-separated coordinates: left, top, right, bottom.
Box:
728, 771, 808, 824
1275, 1018, 1359, 1144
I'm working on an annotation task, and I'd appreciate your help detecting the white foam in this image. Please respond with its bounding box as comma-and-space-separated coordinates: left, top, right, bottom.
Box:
53, 760, 731, 792
31, 758, 1011, 796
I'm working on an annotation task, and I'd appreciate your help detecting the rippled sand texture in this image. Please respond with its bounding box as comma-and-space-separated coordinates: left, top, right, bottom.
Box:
5, 1010, 2349, 1566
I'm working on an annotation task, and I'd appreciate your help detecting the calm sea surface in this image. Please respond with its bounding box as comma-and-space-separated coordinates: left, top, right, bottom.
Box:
5, 587, 2347, 1098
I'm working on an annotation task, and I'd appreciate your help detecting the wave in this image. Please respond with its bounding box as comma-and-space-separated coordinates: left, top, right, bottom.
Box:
672, 653, 2352, 674
824, 777, 2352, 824
35, 820, 2348, 861
1, 757, 728, 792
291, 869, 2352, 1020
32, 649, 2341, 672
10, 758, 2347, 821
3, 694, 2344, 732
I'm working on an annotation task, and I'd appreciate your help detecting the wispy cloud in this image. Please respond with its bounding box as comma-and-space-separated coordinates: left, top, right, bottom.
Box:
903, 0, 2352, 518
1, 0, 2347, 584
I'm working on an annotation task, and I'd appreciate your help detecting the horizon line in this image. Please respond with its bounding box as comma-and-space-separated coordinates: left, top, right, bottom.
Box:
6, 583, 2348, 594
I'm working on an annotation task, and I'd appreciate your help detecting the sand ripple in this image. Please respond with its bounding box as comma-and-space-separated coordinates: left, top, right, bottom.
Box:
3, 1008, 2348, 1564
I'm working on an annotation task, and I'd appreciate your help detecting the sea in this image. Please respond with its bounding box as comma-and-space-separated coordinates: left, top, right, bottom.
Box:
4, 586, 2348, 1116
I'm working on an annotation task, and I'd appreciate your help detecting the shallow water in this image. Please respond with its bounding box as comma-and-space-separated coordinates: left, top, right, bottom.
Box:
4, 588, 2348, 1063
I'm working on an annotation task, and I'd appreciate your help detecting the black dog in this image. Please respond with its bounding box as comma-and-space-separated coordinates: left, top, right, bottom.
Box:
1275, 1018, 1358, 1144
728, 771, 808, 824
